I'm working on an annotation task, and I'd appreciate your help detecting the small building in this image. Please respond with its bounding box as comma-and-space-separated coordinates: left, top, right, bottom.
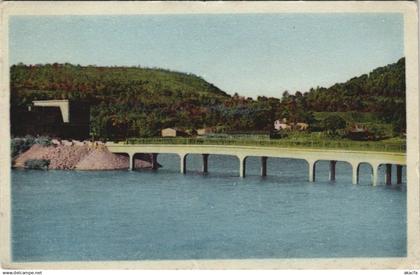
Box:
274, 119, 309, 131
161, 128, 189, 137
197, 127, 214, 136
274, 119, 291, 131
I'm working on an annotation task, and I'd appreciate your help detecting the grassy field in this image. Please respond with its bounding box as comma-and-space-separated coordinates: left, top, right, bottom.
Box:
125, 136, 406, 153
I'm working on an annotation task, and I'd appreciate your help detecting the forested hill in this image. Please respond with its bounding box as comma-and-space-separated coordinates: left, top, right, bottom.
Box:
305, 57, 405, 113
307, 57, 405, 122
10, 63, 228, 101
10, 58, 405, 139
279, 57, 405, 131
10, 63, 231, 138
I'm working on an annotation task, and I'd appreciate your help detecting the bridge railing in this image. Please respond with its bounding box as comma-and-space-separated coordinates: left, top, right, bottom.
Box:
123, 138, 406, 153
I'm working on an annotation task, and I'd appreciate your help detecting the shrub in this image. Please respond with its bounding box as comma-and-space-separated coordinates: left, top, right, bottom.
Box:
11, 135, 52, 158
270, 130, 289, 139
322, 115, 347, 136
11, 136, 35, 158
346, 124, 388, 141
346, 130, 372, 141
368, 125, 387, 140
24, 159, 50, 170
11, 138, 24, 158
35, 136, 52, 146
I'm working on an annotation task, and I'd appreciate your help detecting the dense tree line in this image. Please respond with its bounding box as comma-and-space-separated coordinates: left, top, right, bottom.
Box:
309, 58, 405, 131
273, 58, 405, 134
10, 58, 405, 139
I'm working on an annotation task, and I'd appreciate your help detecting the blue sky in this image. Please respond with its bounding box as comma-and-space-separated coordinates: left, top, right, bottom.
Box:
9, 14, 404, 98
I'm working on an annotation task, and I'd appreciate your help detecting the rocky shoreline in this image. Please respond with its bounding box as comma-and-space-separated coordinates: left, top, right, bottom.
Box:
13, 141, 159, 170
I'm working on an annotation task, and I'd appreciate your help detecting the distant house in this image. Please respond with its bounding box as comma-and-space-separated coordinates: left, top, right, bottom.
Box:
161, 128, 189, 137
197, 127, 214, 136
274, 118, 308, 131
274, 119, 291, 131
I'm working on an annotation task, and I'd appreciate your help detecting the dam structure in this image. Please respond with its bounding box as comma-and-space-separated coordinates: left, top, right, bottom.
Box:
105, 143, 406, 186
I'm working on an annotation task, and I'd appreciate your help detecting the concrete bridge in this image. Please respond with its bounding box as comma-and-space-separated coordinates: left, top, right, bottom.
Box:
105, 143, 406, 186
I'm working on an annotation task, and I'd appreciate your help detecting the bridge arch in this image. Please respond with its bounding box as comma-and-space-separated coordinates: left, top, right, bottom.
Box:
356, 162, 377, 185
375, 163, 405, 185
311, 160, 353, 183
131, 153, 159, 170
177, 153, 243, 176
151, 153, 181, 173
239, 156, 310, 180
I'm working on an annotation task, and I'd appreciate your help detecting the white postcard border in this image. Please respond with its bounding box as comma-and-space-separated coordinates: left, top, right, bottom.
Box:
0, 1, 418, 269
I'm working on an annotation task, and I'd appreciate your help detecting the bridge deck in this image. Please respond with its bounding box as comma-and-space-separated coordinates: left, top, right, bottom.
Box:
105, 143, 406, 185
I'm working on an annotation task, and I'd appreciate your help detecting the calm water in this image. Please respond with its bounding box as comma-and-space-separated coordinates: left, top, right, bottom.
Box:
12, 154, 406, 261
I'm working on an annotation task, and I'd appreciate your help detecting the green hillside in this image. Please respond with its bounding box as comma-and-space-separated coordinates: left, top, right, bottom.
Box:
10, 63, 230, 138
307, 58, 405, 131
280, 58, 405, 134
10, 58, 406, 140
11, 63, 228, 102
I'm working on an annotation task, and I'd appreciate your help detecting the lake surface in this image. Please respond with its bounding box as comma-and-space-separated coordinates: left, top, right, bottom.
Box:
12, 154, 406, 261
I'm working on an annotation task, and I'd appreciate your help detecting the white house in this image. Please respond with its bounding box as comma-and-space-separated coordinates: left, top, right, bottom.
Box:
274, 119, 308, 131
274, 119, 291, 131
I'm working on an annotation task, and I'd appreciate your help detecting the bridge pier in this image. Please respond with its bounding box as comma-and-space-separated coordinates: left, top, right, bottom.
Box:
179, 154, 187, 174
371, 164, 379, 186
396, 165, 403, 184
308, 160, 316, 182
261, 157, 267, 177
151, 153, 159, 170
202, 154, 209, 174
329, 160, 337, 181
351, 163, 359, 184
128, 153, 133, 171
386, 164, 392, 185
239, 156, 247, 178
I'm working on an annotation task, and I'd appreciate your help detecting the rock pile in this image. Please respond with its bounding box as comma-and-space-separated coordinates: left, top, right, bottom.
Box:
13, 143, 160, 170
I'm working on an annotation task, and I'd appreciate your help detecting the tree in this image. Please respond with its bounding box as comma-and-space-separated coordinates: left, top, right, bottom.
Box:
322, 115, 346, 136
